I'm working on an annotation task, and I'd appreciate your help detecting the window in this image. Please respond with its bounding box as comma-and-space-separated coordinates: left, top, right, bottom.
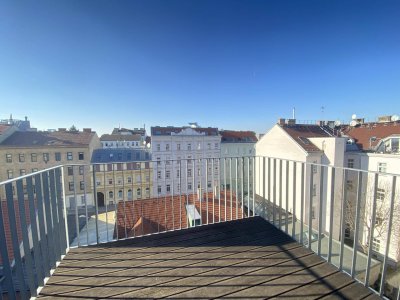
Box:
78, 152, 84, 160
19, 154, 25, 162
215, 143, 218, 149
127, 189, 132, 199
80, 181, 85, 190
378, 163, 387, 173
145, 187, 150, 195
81, 196, 86, 205
166, 184, 171, 193
109, 191, 114, 199
346, 180, 353, 190
157, 171, 162, 179
79, 166, 84, 175
127, 176, 132, 184
197, 143, 201, 150
31, 153, 37, 162
156, 144, 161, 151
207, 143, 211, 150
20, 169, 26, 176
157, 186, 162, 194
377, 188, 385, 202
118, 190, 123, 198
372, 238, 380, 252
312, 184, 317, 196
67, 166, 74, 176
177, 169, 180, 178
67, 152, 73, 160
7, 170, 13, 179
208, 181, 211, 188
197, 169, 201, 176
166, 144, 170, 151
96, 180, 101, 186
117, 177, 123, 185
166, 170, 170, 179
347, 159, 354, 168
108, 178, 113, 185
312, 161, 317, 173
6, 154, 12, 163
136, 175, 141, 182
188, 182, 192, 190
177, 183, 181, 191
55, 152, 61, 161
312, 206, 316, 219
177, 143, 181, 151
157, 157, 161, 166
43, 153, 49, 162
188, 169, 192, 177
187, 143, 191, 150
69, 182, 75, 191
32, 168, 38, 173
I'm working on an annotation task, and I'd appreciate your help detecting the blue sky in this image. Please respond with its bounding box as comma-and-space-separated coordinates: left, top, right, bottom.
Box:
0, 0, 399, 135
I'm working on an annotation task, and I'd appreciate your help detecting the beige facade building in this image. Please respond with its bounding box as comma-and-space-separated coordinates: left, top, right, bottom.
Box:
0, 128, 100, 208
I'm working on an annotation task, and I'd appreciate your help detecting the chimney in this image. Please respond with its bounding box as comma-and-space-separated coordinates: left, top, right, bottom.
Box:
317, 120, 325, 126
278, 118, 285, 125
286, 119, 296, 125
58, 128, 67, 132
83, 128, 92, 133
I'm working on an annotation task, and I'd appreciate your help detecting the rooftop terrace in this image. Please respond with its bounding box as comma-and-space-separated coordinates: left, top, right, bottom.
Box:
38, 217, 378, 299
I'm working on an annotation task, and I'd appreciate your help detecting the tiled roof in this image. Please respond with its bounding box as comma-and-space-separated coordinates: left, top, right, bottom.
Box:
0, 124, 11, 135
114, 191, 243, 238
0, 200, 32, 266
279, 124, 332, 152
341, 121, 400, 151
91, 148, 151, 163
100, 134, 142, 142
0, 130, 96, 147
220, 130, 258, 143
151, 126, 219, 136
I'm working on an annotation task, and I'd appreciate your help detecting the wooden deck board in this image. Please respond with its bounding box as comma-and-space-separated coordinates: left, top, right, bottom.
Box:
37, 217, 378, 299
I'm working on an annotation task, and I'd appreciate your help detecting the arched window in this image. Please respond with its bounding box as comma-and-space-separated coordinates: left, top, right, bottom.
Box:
108, 191, 113, 199
127, 189, 132, 200
137, 188, 141, 197
118, 190, 123, 198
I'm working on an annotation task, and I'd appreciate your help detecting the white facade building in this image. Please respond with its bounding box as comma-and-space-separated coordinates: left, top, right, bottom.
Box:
220, 130, 258, 196
150, 126, 221, 197
255, 119, 346, 239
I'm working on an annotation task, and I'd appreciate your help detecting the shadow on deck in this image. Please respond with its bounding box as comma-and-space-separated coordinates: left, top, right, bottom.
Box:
37, 217, 380, 299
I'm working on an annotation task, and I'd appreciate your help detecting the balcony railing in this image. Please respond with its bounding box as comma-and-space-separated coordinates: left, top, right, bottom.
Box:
0, 157, 399, 299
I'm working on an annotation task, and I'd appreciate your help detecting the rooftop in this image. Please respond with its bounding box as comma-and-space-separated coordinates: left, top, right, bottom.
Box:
37, 217, 379, 299
151, 126, 219, 136
0, 130, 96, 148
100, 134, 142, 142
220, 130, 258, 143
279, 123, 334, 152
341, 121, 400, 151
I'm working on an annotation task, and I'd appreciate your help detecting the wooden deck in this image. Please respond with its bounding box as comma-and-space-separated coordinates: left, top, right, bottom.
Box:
38, 217, 380, 299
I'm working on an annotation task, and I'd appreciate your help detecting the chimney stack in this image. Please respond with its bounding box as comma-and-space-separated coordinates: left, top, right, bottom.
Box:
83, 128, 92, 133
278, 118, 285, 125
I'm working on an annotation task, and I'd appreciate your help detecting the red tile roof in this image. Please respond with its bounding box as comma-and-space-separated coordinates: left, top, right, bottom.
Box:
341, 121, 400, 150
114, 191, 244, 239
0, 200, 32, 266
279, 124, 333, 152
220, 130, 258, 143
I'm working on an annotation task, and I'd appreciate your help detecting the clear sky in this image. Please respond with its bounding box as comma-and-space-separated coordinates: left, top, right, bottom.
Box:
0, 0, 399, 135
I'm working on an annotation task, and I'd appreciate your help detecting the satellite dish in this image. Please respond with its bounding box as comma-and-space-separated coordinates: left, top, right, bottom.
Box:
391, 114, 400, 122
351, 114, 357, 120
334, 120, 341, 127
350, 120, 358, 127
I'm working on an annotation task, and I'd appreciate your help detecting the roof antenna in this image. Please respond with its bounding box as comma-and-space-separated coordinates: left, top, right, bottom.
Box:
292, 107, 295, 119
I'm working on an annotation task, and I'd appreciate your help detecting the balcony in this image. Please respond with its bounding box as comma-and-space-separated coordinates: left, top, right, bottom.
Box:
0, 157, 398, 299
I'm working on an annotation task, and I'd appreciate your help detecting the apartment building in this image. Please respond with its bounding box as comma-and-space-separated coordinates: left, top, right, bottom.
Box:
100, 127, 147, 149
255, 118, 346, 238
150, 125, 221, 197
0, 128, 100, 208
220, 130, 258, 196
341, 116, 400, 265
91, 148, 153, 207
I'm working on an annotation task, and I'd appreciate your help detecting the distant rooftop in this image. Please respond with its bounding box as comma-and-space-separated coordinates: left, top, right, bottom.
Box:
111, 127, 146, 136
151, 126, 219, 136
0, 129, 96, 148
100, 134, 142, 142
220, 130, 258, 143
